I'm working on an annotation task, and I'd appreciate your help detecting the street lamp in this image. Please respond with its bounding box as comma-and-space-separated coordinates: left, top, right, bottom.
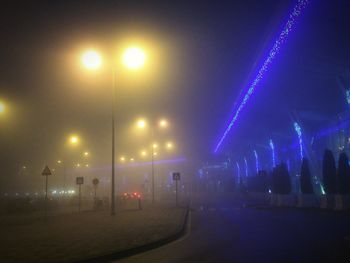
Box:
81, 46, 146, 216
69, 135, 79, 145
122, 47, 146, 70
166, 142, 173, 150
82, 50, 102, 70
136, 118, 169, 205
0, 101, 5, 114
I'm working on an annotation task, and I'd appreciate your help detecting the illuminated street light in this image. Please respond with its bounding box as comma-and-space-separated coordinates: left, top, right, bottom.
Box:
130, 158, 135, 162
76, 163, 81, 168
166, 142, 173, 149
80, 45, 147, 216
122, 47, 146, 70
82, 50, 102, 70
85, 164, 89, 168
136, 117, 171, 205
159, 119, 168, 128
137, 119, 146, 129
0, 101, 5, 114
141, 150, 147, 157
84, 151, 89, 157
153, 152, 158, 156
120, 156, 125, 162
57, 160, 62, 164
69, 135, 79, 145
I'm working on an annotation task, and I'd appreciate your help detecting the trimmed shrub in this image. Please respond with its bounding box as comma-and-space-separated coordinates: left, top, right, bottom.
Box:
271, 164, 291, 194
337, 152, 350, 194
322, 149, 337, 194
300, 158, 313, 194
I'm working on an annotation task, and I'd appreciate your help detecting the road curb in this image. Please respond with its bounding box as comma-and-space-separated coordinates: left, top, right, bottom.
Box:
76, 207, 190, 263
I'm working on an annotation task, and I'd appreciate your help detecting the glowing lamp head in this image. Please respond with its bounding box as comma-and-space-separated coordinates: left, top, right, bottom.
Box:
137, 119, 146, 129
166, 142, 173, 149
120, 156, 125, 162
57, 160, 62, 164
0, 101, 5, 114
122, 47, 146, 70
84, 151, 89, 157
141, 151, 147, 157
152, 143, 158, 149
82, 50, 102, 70
70, 136, 79, 145
159, 119, 168, 128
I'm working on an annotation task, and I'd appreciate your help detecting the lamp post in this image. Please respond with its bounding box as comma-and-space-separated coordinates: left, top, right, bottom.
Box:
136, 118, 168, 205
81, 47, 146, 216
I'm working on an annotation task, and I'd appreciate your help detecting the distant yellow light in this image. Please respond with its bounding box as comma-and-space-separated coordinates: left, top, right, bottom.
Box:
84, 151, 89, 156
141, 151, 147, 157
82, 50, 102, 70
166, 142, 173, 149
70, 136, 79, 145
122, 47, 146, 70
76, 163, 81, 167
152, 143, 158, 149
57, 160, 62, 164
153, 152, 158, 156
130, 158, 135, 162
159, 119, 168, 128
85, 164, 89, 167
137, 119, 146, 129
0, 101, 5, 114
120, 156, 125, 162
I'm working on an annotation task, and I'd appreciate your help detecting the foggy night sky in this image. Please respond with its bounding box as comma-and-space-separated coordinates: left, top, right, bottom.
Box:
0, 0, 350, 191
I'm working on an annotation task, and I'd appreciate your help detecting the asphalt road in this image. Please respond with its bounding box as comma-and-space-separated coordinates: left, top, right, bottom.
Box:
115, 193, 350, 263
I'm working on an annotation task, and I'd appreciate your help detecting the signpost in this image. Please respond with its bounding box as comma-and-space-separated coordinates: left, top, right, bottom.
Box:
76, 177, 84, 212
92, 178, 99, 198
172, 172, 181, 207
41, 165, 52, 217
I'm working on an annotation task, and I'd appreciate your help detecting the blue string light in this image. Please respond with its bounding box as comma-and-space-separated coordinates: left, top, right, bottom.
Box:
294, 122, 303, 160
254, 150, 259, 173
236, 162, 240, 177
214, 0, 309, 153
244, 157, 248, 177
269, 139, 276, 168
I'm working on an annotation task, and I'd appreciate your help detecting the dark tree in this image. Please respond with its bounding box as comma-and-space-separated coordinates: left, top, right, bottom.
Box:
337, 152, 350, 194
322, 149, 337, 194
300, 158, 313, 194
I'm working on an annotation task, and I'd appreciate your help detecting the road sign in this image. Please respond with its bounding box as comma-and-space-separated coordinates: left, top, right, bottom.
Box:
172, 172, 180, 181
172, 172, 181, 207
92, 178, 99, 186
41, 165, 52, 176
76, 177, 84, 185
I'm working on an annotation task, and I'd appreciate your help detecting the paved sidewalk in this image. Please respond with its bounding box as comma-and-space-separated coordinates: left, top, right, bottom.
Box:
0, 207, 187, 263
